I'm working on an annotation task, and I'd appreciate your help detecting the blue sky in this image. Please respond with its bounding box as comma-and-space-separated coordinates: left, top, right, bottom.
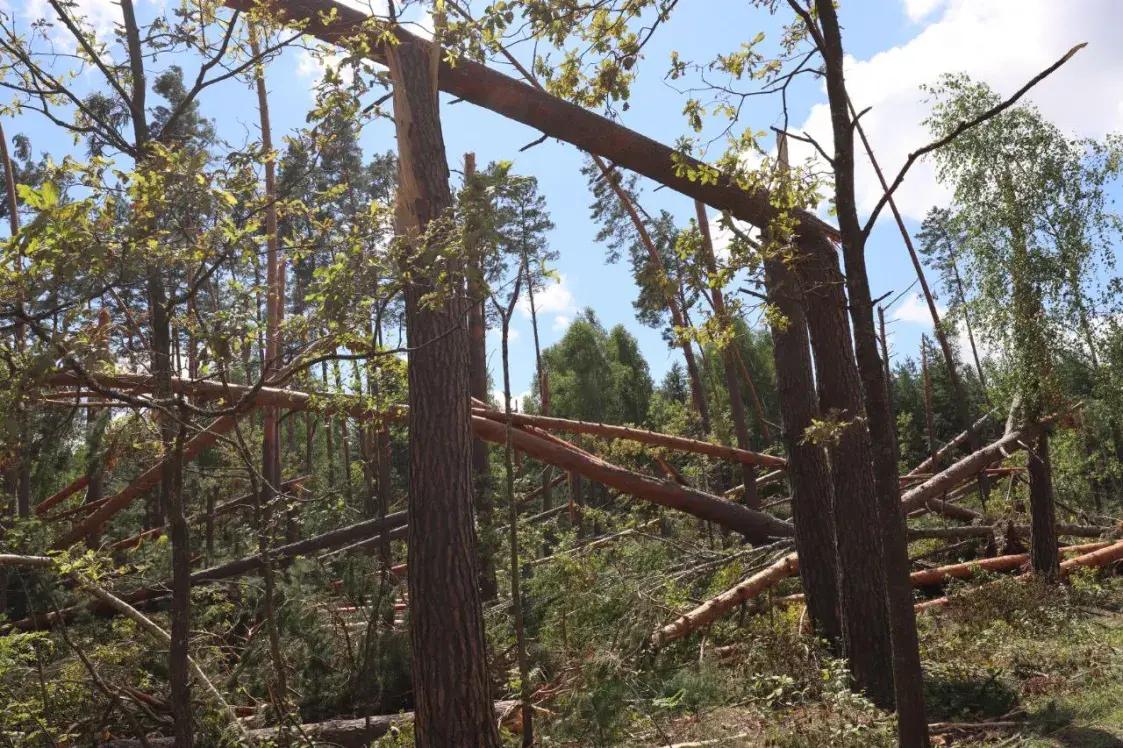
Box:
10, 0, 1121, 405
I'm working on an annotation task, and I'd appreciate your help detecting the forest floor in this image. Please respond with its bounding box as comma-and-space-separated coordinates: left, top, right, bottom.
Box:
523, 550, 1123, 748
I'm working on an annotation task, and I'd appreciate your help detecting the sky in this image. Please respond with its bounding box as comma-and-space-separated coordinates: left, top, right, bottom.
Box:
7, 0, 1123, 409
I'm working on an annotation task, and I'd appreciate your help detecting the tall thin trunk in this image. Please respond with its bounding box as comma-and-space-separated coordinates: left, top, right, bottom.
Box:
384, 29, 499, 747
498, 266, 534, 747
813, 2, 929, 743
249, 21, 291, 730
0, 120, 29, 520
121, 0, 192, 742
695, 202, 758, 508
523, 244, 554, 516
921, 337, 938, 470
851, 98, 989, 503
463, 153, 498, 601
333, 361, 354, 504
951, 259, 989, 398
1001, 168, 1058, 580
760, 199, 840, 642
322, 360, 336, 492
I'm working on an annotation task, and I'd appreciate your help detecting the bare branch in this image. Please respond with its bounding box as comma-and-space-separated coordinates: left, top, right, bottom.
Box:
861, 42, 1087, 239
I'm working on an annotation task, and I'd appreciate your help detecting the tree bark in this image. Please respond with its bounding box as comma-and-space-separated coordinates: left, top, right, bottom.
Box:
385, 30, 499, 747
761, 214, 840, 642
812, 2, 928, 740
796, 231, 893, 704
652, 553, 799, 647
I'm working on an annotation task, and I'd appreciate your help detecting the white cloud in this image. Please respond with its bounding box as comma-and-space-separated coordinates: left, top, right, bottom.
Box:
785, 0, 1123, 223
25, 0, 127, 45
492, 389, 530, 412
520, 275, 576, 319
552, 315, 572, 333
892, 292, 944, 327
903, 0, 946, 22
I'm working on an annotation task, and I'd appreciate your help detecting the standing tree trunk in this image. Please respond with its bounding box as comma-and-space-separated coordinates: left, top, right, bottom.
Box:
695, 202, 758, 508
760, 185, 840, 640
384, 28, 499, 747
811, 1, 929, 743
462, 152, 498, 601
120, 0, 192, 742
249, 22, 291, 731
1001, 168, 1059, 580
797, 232, 893, 705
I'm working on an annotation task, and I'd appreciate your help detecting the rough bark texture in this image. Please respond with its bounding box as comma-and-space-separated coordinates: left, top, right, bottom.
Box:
472, 416, 793, 542
796, 231, 892, 704
386, 32, 500, 748
813, 1, 928, 740
1028, 430, 1059, 578
762, 232, 841, 645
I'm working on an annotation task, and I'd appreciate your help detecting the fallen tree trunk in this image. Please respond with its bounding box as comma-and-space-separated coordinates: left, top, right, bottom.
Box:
916, 539, 1123, 612
908, 524, 1111, 541
657, 541, 1112, 640
9, 515, 410, 632
35, 475, 90, 516
918, 498, 985, 522
652, 553, 800, 647
52, 413, 246, 549
191, 510, 408, 583
907, 412, 994, 476
908, 542, 1111, 587
472, 407, 786, 468
219, 0, 837, 243
900, 417, 1059, 513
470, 416, 793, 543
105, 476, 311, 552
45, 373, 792, 541
99, 701, 520, 748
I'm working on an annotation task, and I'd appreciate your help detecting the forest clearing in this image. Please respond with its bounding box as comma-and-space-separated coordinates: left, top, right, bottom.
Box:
3, 0, 1123, 745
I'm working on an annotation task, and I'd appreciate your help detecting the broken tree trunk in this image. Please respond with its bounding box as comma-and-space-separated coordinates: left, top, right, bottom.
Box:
224, 0, 837, 242
900, 415, 1062, 514
471, 416, 793, 543
40, 373, 790, 538
471, 407, 785, 468
908, 412, 994, 476
652, 553, 800, 647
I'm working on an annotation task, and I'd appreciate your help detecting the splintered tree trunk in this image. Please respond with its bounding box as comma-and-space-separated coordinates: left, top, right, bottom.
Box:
797, 231, 893, 705
463, 152, 498, 601
385, 31, 499, 747
760, 142, 840, 643
814, 1, 929, 742
695, 202, 758, 508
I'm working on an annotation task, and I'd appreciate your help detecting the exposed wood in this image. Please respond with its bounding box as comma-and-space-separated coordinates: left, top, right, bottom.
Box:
652, 553, 799, 647
918, 540, 1123, 613
900, 416, 1061, 513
